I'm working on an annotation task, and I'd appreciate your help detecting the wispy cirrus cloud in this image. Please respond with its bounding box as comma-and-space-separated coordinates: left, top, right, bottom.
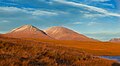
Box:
73, 22, 83, 25
53, 0, 120, 17
101, 3, 115, 8
0, 1, 18, 6
91, 0, 110, 2
72, 21, 101, 26
0, 7, 66, 17
31, 10, 58, 16
0, 20, 10, 23
83, 13, 107, 18
87, 22, 100, 26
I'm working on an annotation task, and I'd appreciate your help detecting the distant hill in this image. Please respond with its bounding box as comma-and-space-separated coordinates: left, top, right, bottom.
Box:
45, 26, 98, 42
109, 38, 120, 42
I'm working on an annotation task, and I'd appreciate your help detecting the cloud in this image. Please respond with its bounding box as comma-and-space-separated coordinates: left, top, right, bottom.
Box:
101, 3, 115, 8
53, 0, 120, 17
83, 13, 107, 18
87, 22, 100, 26
73, 22, 83, 25
0, 7, 65, 17
0, 7, 28, 13
31, 10, 58, 16
72, 21, 101, 26
0, 20, 10, 23
0, 1, 18, 6
91, 0, 110, 2
79, 11, 107, 18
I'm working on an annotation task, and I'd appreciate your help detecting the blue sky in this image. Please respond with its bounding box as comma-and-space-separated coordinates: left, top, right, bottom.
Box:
0, 0, 120, 41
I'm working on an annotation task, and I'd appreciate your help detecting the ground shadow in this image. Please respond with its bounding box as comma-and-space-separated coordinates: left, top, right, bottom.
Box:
112, 62, 120, 66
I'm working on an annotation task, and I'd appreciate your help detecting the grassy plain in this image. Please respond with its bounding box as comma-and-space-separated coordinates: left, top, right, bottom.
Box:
0, 37, 120, 66
33, 39, 120, 56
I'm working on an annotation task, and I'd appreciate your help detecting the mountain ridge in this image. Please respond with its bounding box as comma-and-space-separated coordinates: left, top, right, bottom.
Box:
1, 25, 99, 41
45, 26, 98, 42
2, 25, 52, 39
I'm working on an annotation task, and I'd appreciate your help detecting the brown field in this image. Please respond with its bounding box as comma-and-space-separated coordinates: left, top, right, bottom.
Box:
31, 39, 120, 56
0, 37, 120, 66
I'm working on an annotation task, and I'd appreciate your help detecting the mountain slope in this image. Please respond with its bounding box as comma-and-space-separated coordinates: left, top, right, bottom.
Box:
2, 25, 52, 39
110, 38, 120, 42
45, 26, 98, 41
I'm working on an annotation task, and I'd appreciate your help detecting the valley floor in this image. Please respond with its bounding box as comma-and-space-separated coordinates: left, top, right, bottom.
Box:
34, 39, 120, 56
0, 37, 120, 66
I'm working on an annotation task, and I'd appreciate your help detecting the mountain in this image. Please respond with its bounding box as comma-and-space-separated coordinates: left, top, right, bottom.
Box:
45, 26, 98, 42
2, 25, 52, 39
109, 38, 120, 42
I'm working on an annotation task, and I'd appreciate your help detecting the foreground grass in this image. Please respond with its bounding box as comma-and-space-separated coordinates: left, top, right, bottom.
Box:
0, 37, 120, 66
31, 39, 120, 56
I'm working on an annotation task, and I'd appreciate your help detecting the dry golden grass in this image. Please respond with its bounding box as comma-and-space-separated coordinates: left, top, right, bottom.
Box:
0, 37, 119, 66
30, 39, 120, 56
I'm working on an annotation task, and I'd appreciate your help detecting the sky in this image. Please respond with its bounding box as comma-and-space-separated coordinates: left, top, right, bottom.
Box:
0, 0, 120, 41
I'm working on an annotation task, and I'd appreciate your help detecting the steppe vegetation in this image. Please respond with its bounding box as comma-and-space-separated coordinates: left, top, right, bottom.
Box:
0, 37, 119, 66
